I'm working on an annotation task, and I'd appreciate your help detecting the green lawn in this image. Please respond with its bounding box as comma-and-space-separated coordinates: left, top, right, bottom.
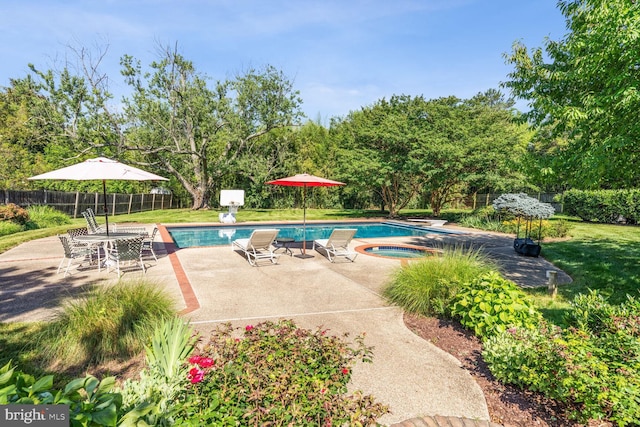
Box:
526, 219, 640, 322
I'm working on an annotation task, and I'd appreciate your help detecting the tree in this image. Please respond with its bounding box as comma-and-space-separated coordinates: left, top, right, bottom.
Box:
504, 0, 640, 188
121, 45, 303, 209
332, 92, 528, 217
332, 95, 425, 217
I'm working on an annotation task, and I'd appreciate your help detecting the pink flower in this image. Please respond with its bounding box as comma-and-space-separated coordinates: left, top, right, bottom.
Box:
188, 367, 205, 384
245, 325, 254, 331
188, 355, 202, 365
341, 368, 349, 375
198, 357, 215, 368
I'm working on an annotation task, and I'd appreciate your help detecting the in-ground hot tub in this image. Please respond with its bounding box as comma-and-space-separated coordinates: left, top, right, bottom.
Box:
356, 244, 441, 260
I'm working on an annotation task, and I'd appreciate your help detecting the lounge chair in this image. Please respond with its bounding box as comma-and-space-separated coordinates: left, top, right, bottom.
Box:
313, 229, 358, 262
232, 229, 280, 266
82, 208, 104, 234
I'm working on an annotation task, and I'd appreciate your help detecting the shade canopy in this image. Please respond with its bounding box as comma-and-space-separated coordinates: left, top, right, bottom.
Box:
29, 157, 168, 236
267, 173, 345, 258
28, 157, 168, 182
266, 173, 345, 187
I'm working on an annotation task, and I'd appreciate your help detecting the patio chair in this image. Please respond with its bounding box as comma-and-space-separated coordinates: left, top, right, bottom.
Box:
141, 227, 159, 261
106, 236, 146, 277
82, 209, 104, 234
313, 229, 358, 262
232, 229, 280, 266
57, 234, 96, 277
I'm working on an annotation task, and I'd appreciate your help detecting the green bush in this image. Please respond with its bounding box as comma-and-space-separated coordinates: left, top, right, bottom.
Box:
451, 271, 542, 338
0, 361, 122, 426
174, 319, 389, 426
26, 205, 71, 229
0, 203, 29, 225
38, 280, 177, 369
483, 291, 640, 425
0, 221, 24, 236
562, 188, 640, 224
383, 246, 496, 317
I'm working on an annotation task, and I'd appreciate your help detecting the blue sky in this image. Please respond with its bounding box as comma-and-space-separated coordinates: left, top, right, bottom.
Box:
1, 1, 567, 122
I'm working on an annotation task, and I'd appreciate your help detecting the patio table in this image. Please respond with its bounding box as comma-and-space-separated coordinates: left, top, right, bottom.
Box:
74, 232, 142, 271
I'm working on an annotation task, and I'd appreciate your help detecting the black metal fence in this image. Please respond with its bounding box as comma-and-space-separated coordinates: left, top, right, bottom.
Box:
1, 189, 185, 218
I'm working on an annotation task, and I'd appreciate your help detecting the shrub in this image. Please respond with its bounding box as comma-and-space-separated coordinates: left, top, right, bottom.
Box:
483, 291, 640, 425
174, 319, 389, 426
383, 246, 496, 317
0, 203, 29, 225
38, 280, 177, 369
26, 205, 71, 229
0, 221, 24, 236
500, 218, 571, 239
562, 188, 640, 224
0, 361, 122, 426
119, 318, 197, 427
451, 271, 542, 338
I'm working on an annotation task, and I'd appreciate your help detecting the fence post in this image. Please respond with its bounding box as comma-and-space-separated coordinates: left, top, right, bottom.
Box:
112, 194, 117, 216
161, 194, 165, 210
485, 193, 490, 207
94, 193, 99, 214
4, 189, 8, 204
128, 194, 133, 214
151, 193, 156, 211
140, 193, 144, 213
73, 192, 80, 218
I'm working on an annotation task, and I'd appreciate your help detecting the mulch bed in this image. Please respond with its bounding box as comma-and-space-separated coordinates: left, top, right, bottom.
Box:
403, 313, 613, 427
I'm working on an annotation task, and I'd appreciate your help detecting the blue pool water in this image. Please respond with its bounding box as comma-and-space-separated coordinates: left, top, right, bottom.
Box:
167, 221, 452, 248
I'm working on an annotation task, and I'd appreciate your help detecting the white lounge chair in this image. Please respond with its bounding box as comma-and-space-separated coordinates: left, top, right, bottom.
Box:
232, 229, 280, 266
313, 229, 358, 262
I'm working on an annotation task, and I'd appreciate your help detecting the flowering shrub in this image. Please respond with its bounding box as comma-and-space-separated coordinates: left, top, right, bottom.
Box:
174, 319, 389, 426
451, 271, 541, 338
483, 291, 640, 425
0, 203, 29, 225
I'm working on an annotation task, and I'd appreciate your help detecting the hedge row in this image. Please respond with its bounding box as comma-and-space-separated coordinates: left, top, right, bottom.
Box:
562, 189, 640, 224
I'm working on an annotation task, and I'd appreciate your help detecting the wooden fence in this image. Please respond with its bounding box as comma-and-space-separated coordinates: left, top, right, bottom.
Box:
2, 189, 186, 218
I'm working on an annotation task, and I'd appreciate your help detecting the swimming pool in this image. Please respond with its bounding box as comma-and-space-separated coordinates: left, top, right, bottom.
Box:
167, 221, 453, 248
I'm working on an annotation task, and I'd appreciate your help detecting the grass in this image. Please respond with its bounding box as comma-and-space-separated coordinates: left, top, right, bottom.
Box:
383, 245, 498, 317
37, 280, 177, 373
523, 219, 640, 323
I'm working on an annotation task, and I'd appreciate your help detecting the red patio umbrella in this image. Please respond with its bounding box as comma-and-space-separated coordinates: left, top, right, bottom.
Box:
267, 173, 345, 258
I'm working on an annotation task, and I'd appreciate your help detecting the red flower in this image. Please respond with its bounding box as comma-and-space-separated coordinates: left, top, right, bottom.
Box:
245, 325, 254, 331
188, 355, 202, 365
188, 367, 205, 384
341, 368, 349, 375
198, 357, 215, 368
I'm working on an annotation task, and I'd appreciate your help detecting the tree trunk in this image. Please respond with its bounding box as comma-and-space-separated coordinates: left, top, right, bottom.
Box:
190, 186, 211, 210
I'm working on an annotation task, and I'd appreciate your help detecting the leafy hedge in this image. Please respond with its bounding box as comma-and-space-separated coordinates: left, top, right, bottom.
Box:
483, 290, 640, 425
562, 189, 640, 224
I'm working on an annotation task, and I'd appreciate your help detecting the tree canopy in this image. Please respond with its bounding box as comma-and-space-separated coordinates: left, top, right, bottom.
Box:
504, 0, 640, 189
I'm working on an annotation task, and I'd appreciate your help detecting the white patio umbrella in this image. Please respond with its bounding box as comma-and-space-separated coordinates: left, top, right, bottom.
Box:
28, 157, 168, 235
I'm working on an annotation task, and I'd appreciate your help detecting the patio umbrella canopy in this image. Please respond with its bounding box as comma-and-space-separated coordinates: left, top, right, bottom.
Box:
28, 157, 168, 235
267, 173, 345, 258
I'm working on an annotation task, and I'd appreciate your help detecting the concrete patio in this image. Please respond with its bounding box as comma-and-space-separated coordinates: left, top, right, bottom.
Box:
0, 222, 571, 425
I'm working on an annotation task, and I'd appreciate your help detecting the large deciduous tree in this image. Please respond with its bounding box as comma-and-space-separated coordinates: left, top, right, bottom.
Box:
121, 46, 303, 209
504, 0, 640, 188
333, 92, 528, 217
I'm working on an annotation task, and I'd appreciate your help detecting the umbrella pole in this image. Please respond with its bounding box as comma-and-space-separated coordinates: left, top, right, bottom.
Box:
102, 179, 110, 237
295, 184, 313, 259
303, 184, 306, 255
